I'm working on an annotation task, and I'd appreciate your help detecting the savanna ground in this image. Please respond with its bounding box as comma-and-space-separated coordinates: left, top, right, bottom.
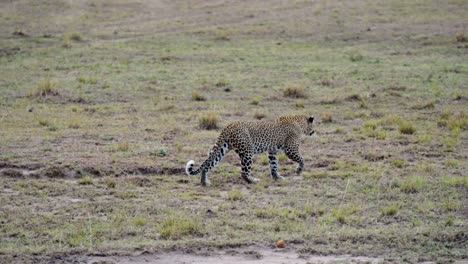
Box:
0, 0, 467, 263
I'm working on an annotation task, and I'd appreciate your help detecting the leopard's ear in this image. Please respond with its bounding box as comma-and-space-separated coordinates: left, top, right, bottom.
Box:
308, 116, 315, 123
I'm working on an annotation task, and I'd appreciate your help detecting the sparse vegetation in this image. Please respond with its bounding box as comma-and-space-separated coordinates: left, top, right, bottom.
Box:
401, 175, 428, 193
160, 215, 202, 239
0, 1, 466, 263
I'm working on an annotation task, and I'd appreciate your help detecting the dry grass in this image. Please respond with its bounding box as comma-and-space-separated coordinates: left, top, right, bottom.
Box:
29, 79, 59, 97
191, 91, 206, 101
283, 84, 308, 99
321, 112, 333, 123
199, 113, 219, 130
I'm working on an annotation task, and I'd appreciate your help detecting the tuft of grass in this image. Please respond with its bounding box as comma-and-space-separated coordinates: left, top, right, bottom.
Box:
401, 176, 428, 193
77, 76, 97, 84
392, 159, 408, 168
227, 189, 244, 201
62, 32, 82, 47
250, 98, 261, 105
160, 215, 202, 239
214, 30, 230, 41
399, 121, 416, 135
38, 119, 50, 127
191, 91, 206, 101
348, 51, 364, 62
68, 118, 82, 129
215, 79, 231, 88
67, 32, 82, 41
115, 141, 130, 152
295, 100, 305, 108
30, 79, 59, 97
455, 33, 466, 42
321, 111, 333, 123
132, 217, 148, 227
412, 100, 436, 110
103, 178, 116, 188
283, 84, 308, 99
441, 176, 468, 188
78, 176, 93, 185
444, 159, 459, 168
438, 111, 467, 130
254, 112, 266, 120
154, 148, 168, 157
199, 113, 219, 130
381, 203, 400, 216
443, 199, 461, 212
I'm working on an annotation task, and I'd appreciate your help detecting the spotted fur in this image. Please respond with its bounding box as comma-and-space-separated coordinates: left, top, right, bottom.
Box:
185, 115, 315, 186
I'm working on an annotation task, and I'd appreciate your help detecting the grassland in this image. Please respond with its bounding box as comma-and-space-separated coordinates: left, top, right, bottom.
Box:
0, 0, 467, 263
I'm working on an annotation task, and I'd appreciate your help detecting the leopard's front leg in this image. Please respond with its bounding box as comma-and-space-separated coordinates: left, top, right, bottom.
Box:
284, 138, 304, 175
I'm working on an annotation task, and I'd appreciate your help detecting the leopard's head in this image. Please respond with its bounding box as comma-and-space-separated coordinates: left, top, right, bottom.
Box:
304, 116, 315, 136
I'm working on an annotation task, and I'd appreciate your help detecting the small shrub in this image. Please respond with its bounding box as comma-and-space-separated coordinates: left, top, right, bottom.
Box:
399, 121, 416, 135
191, 91, 206, 101
283, 84, 308, 99
199, 113, 219, 130
78, 176, 93, 185
401, 176, 427, 193
227, 189, 244, 201
321, 112, 333, 123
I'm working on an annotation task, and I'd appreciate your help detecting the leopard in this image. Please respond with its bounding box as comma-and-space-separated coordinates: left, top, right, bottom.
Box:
185, 115, 316, 186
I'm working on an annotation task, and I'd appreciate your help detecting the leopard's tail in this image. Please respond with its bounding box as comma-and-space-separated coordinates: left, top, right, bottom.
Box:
185, 160, 199, 176
185, 138, 230, 177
